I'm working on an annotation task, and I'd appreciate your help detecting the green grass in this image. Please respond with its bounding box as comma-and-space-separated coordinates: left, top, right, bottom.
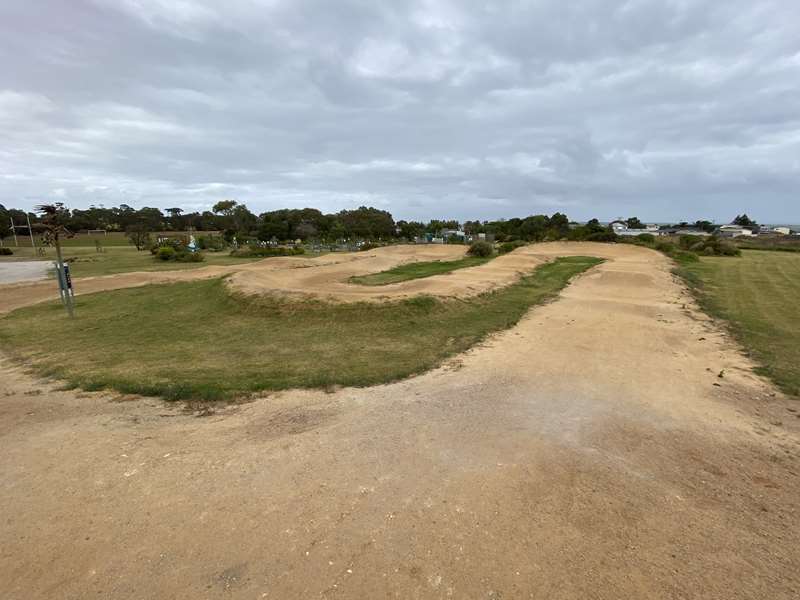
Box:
1, 231, 219, 248
0, 246, 284, 278
676, 250, 800, 397
0, 256, 602, 401
350, 256, 493, 285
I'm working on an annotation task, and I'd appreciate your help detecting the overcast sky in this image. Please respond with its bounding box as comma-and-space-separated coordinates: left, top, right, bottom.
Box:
1, 1, 799, 222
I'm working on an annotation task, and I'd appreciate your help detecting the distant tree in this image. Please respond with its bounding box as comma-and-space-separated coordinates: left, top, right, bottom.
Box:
337, 206, 395, 239
134, 207, 164, 230
397, 220, 425, 240
520, 215, 549, 241
625, 217, 645, 229
733, 214, 757, 228
125, 221, 152, 251
694, 220, 715, 233
294, 222, 318, 240
549, 212, 570, 234
0, 204, 10, 242
328, 220, 346, 241
463, 220, 485, 234
166, 207, 184, 230
212, 199, 238, 215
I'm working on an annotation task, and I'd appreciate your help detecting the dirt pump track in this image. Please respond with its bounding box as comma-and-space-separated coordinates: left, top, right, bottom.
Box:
1, 242, 799, 599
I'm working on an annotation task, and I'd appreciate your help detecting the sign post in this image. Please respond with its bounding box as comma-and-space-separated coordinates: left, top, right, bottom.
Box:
53, 248, 74, 318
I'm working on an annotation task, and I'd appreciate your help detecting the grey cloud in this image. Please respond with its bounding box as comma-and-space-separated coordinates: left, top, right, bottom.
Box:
1, 0, 798, 222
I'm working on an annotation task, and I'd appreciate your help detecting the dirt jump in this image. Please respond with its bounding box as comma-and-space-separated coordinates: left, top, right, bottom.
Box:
1, 242, 799, 599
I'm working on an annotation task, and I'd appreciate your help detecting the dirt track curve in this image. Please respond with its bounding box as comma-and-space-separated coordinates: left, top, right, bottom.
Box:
1, 242, 799, 599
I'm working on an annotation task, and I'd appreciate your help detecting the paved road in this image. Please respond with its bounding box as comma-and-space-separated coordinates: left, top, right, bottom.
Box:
0, 260, 51, 284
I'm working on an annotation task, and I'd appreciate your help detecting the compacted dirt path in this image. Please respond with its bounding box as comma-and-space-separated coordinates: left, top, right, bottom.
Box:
1, 243, 799, 599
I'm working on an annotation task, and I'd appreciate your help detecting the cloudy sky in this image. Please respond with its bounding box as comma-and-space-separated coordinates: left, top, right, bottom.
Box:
1, 0, 799, 222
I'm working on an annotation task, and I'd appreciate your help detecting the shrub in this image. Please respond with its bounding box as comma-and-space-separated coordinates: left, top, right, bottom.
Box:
690, 241, 706, 252
703, 246, 716, 256
655, 240, 676, 253
585, 231, 618, 242
197, 235, 226, 252
674, 250, 699, 263
637, 233, 655, 244
360, 242, 380, 251
467, 240, 493, 257
156, 246, 176, 261
176, 251, 205, 262
229, 246, 305, 258
499, 240, 526, 254
718, 241, 741, 256
0, 247, 13, 255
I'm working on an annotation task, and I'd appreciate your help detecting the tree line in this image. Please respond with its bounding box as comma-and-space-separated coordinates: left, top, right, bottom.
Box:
0, 200, 754, 245
0, 201, 577, 243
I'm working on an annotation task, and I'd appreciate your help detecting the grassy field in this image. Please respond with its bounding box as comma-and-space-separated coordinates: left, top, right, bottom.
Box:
678, 250, 800, 397
1, 231, 219, 248
0, 246, 266, 278
350, 256, 493, 285
0, 256, 602, 400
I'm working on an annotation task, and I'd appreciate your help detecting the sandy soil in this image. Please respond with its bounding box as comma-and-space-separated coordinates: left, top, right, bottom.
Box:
1, 243, 799, 599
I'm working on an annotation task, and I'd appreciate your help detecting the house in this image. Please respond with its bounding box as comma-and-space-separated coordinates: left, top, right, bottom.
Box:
717, 224, 755, 238
610, 221, 665, 237
442, 229, 466, 241
658, 226, 710, 237
771, 227, 792, 235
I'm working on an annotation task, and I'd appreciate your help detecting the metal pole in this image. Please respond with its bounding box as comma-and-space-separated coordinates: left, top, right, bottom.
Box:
54, 238, 74, 318
11, 217, 18, 246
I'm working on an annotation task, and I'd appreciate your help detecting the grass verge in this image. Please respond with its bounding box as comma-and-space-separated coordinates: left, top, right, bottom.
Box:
674, 250, 800, 397
0, 256, 602, 401
350, 256, 493, 285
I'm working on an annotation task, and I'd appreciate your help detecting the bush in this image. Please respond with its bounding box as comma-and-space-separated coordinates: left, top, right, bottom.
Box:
156, 246, 176, 261
0, 247, 13, 255
360, 242, 380, 251
196, 235, 226, 252
655, 240, 676, 253
153, 245, 204, 262
176, 251, 204, 262
499, 240, 526, 254
703, 246, 716, 256
637, 233, 655, 244
673, 250, 699, 263
229, 246, 305, 258
690, 241, 706, 252
585, 231, 618, 242
718, 241, 741, 256
678, 234, 697, 250
467, 240, 493, 257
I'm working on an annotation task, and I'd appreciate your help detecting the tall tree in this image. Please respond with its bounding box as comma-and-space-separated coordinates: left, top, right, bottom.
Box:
625, 216, 645, 229
733, 214, 757, 228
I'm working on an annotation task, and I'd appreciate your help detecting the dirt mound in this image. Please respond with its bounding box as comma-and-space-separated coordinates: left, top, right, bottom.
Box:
0, 243, 667, 312
227, 242, 656, 302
